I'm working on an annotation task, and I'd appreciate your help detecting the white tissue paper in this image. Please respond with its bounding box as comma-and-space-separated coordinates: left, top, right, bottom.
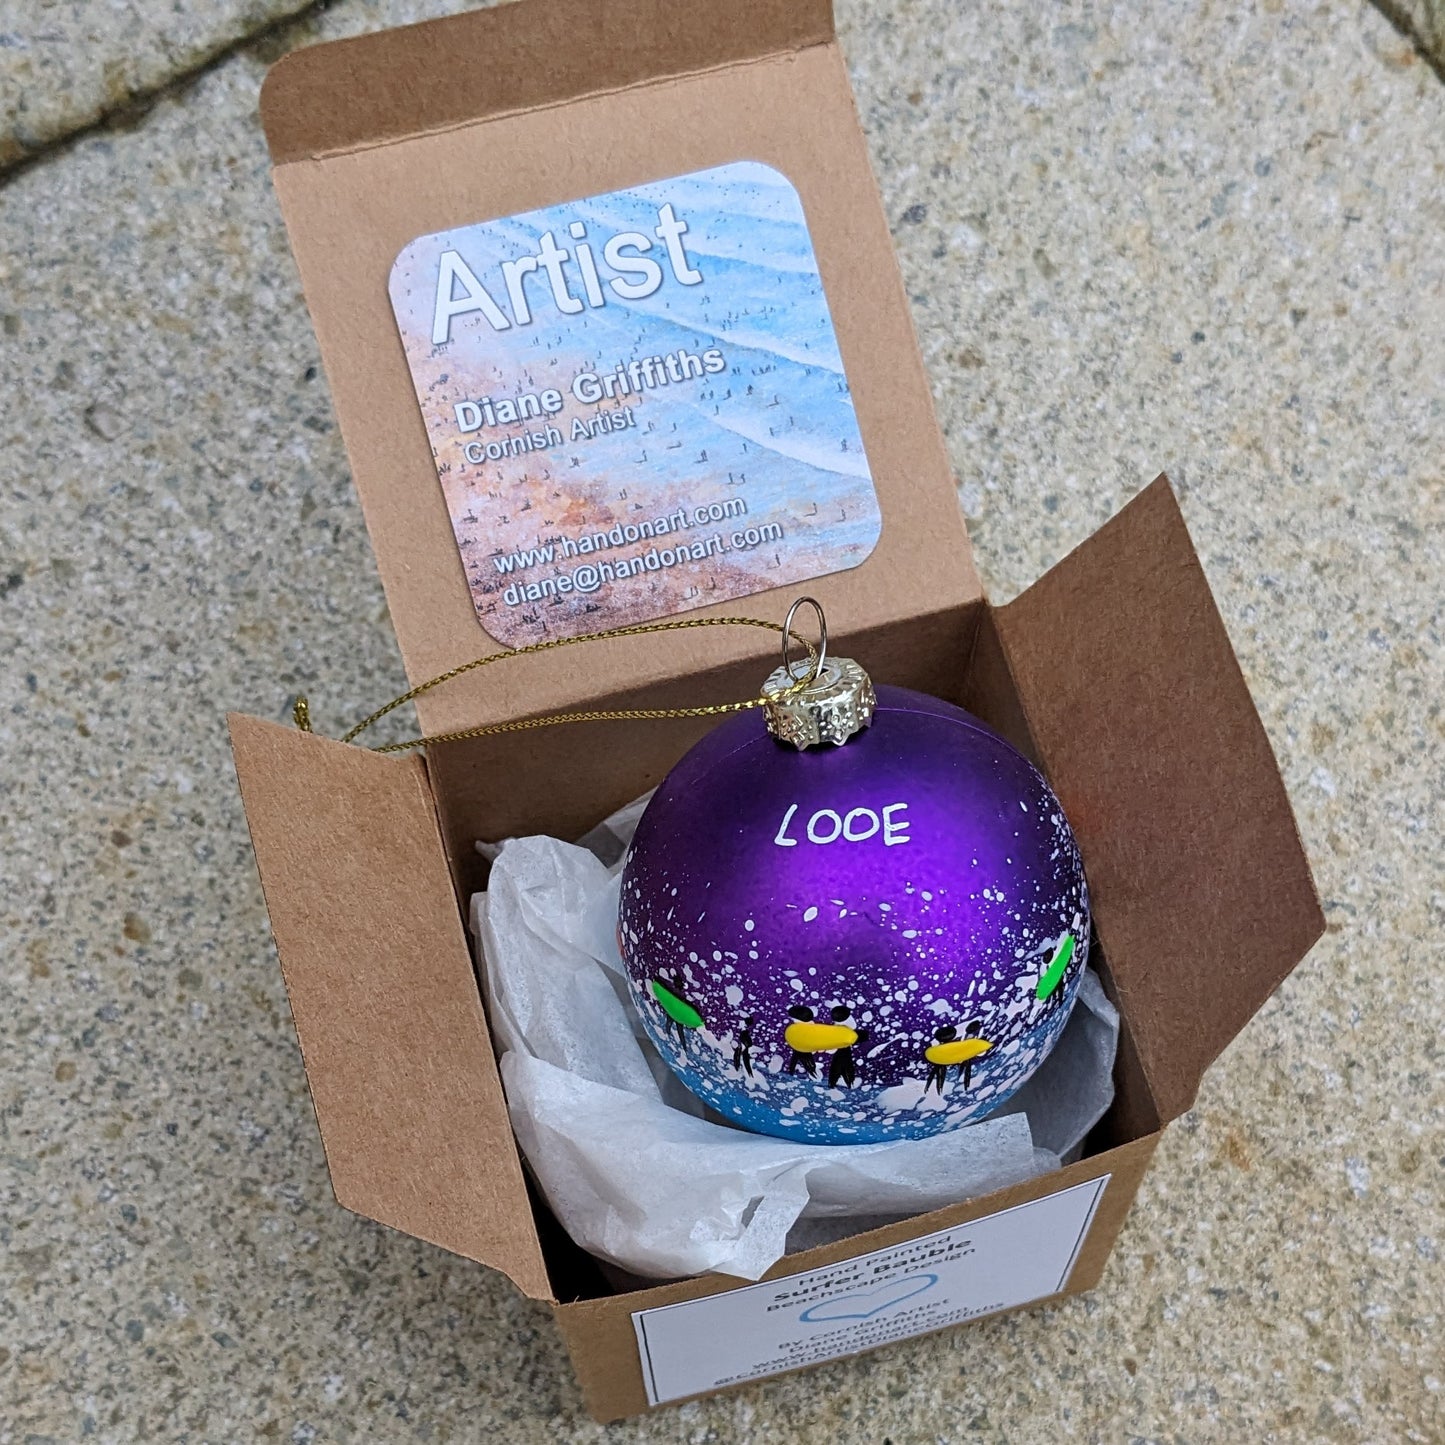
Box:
470, 796, 1119, 1283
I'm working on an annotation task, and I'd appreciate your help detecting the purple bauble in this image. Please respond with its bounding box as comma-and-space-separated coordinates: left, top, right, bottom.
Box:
619, 683, 1090, 1144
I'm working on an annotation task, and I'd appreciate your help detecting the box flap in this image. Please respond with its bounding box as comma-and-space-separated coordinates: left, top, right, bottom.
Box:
228, 713, 551, 1300
996, 477, 1324, 1122
260, 0, 835, 162
555, 1137, 1160, 1422
260, 0, 979, 736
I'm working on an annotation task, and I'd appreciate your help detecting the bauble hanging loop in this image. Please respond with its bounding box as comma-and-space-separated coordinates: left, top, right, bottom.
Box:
778, 595, 829, 685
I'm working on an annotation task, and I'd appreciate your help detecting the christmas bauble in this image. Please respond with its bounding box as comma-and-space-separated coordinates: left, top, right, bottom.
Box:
618, 656, 1090, 1144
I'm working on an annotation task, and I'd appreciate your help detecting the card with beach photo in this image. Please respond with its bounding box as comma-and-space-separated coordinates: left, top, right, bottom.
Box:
388, 161, 882, 647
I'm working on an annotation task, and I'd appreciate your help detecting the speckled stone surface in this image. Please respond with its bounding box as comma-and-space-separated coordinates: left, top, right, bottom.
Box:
1376, 0, 1445, 71
0, 0, 314, 168
2, 0, 1442, 1440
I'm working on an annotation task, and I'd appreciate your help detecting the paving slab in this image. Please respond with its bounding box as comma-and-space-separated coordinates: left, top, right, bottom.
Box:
0, 0, 313, 168
1, 0, 1442, 1441
1376, 0, 1445, 71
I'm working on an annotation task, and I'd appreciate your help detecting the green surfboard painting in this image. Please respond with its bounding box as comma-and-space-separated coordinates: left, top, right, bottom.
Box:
650, 979, 704, 1030
1035, 933, 1076, 1001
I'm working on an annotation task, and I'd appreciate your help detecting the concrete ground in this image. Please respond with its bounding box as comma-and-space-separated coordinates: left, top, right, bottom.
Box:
2, 0, 1442, 1441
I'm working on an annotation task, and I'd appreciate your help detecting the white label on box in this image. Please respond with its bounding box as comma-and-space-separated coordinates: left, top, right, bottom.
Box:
632, 1175, 1110, 1407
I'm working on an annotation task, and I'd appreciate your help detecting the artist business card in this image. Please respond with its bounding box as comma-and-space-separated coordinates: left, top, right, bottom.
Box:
388, 161, 882, 647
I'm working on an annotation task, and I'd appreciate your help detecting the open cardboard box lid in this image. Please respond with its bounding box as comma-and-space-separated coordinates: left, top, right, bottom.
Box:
233, 0, 1323, 1309
257, 0, 982, 739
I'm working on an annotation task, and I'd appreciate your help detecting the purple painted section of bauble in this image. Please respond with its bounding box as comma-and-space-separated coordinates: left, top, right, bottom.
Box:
619, 684, 1090, 1144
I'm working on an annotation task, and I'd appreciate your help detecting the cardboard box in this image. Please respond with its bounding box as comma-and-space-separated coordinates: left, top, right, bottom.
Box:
229, 0, 1323, 1421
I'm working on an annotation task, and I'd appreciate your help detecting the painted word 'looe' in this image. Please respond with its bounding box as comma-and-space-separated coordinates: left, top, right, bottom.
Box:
773, 801, 911, 848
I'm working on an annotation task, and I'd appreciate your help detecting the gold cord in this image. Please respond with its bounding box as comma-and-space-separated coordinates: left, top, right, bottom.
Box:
292, 613, 820, 755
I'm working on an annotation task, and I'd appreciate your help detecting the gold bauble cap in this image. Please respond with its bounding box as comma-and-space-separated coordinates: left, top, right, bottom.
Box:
763, 655, 876, 748
759, 599, 872, 748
